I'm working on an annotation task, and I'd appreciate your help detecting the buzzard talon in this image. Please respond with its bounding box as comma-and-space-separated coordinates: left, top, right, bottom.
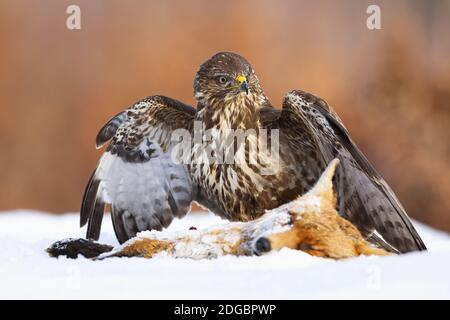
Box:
80, 52, 426, 253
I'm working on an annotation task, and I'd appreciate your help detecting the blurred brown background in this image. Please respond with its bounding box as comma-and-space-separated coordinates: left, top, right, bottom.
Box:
0, 0, 449, 231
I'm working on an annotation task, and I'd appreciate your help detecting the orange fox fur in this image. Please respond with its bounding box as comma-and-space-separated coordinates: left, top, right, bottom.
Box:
98, 159, 390, 260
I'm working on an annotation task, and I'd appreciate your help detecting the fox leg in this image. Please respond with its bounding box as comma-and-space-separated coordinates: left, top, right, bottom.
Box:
101, 238, 175, 259
354, 242, 392, 256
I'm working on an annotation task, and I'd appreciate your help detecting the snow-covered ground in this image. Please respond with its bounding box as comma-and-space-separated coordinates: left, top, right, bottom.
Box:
0, 210, 449, 299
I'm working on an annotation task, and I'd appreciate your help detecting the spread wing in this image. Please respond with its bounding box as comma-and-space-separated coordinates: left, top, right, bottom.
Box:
280, 90, 426, 253
80, 95, 196, 244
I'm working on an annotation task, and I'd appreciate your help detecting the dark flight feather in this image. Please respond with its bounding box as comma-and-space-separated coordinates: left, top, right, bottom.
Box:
95, 111, 127, 149
281, 90, 426, 252
80, 170, 100, 228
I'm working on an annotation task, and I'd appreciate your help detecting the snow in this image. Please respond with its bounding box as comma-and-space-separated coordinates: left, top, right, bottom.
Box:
0, 210, 449, 299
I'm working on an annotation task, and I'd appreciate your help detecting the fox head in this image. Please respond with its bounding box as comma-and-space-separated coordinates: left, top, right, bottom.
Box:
253, 159, 388, 259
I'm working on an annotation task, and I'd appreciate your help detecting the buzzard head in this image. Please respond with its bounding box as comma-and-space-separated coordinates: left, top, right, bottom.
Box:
193, 52, 264, 107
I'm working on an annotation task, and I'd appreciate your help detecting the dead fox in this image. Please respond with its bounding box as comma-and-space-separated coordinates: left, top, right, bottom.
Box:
48, 159, 390, 260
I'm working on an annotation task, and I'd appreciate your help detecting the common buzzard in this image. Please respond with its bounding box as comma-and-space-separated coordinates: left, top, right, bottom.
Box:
80, 52, 426, 253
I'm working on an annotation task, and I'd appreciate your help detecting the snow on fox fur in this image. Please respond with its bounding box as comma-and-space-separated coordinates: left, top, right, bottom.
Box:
62, 158, 386, 260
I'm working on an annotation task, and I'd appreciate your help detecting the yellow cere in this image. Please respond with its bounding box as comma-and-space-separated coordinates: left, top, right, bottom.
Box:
236, 75, 247, 84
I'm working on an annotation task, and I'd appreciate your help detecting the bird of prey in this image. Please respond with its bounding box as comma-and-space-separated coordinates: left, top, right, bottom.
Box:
80, 52, 426, 253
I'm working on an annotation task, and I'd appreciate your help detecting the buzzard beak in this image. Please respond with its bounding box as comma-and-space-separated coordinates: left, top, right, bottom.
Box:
236, 75, 249, 95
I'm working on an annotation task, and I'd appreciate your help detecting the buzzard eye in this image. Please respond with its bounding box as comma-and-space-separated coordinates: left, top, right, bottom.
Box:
218, 76, 228, 85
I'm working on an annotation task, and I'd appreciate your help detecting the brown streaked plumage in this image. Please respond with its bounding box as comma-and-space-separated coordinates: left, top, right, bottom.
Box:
80, 52, 426, 253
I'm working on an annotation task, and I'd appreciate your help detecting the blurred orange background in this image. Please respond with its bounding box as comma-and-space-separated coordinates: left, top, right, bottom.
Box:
0, 1, 449, 231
